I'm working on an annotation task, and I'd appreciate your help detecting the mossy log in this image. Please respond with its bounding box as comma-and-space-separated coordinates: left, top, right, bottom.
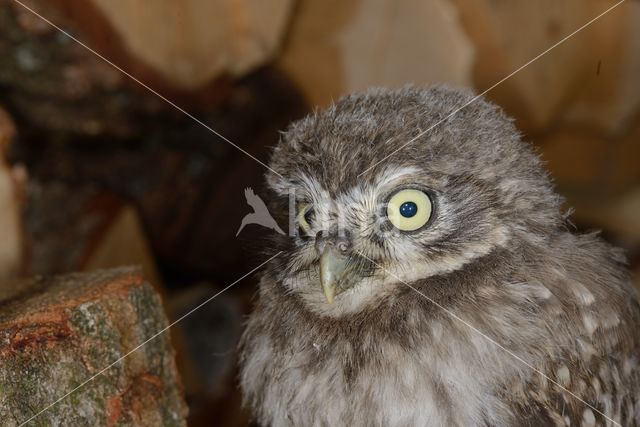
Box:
0, 267, 187, 426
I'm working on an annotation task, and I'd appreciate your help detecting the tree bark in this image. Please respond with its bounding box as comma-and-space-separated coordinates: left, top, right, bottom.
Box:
0, 267, 187, 426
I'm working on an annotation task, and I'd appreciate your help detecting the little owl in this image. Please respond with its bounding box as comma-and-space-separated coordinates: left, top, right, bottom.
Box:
239, 86, 640, 426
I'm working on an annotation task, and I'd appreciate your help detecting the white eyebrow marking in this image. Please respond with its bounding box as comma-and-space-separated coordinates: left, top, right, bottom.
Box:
374, 166, 421, 188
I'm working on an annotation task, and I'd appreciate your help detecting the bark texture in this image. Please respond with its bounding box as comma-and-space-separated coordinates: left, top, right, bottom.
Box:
0, 267, 187, 426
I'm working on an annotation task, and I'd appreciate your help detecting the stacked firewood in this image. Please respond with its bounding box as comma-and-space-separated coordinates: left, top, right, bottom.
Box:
0, 1, 303, 424
0, 0, 638, 425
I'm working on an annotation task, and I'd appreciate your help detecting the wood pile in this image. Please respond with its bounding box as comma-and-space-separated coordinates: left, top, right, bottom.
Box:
279, 0, 640, 134
0, 1, 637, 426
85, 0, 293, 88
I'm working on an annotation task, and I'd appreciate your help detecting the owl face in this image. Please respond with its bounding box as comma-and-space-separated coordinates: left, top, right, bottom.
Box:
266, 87, 560, 316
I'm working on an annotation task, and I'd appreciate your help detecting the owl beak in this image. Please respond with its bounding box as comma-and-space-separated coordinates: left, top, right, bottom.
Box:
319, 248, 349, 304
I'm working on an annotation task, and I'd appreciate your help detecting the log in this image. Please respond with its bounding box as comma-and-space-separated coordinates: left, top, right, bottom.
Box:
581, 189, 640, 242
5, 0, 293, 91
23, 182, 163, 292
453, 0, 640, 134
278, 0, 474, 107
544, 119, 640, 244
0, 0, 226, 138
562, 0, 640, 135
0, 267, 187, 426
452, 0, 592, 131
16, 68, 307, 281
541, 118, 640, 197
540, 129, 609, 187
0, 0, 163, 139
281, 0, 640, 134
0, 107, 24, 281
85, 0, 294, 88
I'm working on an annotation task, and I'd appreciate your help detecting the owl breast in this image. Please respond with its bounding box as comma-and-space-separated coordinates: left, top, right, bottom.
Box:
240, 307, 523, 426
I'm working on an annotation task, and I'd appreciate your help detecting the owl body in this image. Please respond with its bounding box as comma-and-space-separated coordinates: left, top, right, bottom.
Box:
240, 87, 640, 426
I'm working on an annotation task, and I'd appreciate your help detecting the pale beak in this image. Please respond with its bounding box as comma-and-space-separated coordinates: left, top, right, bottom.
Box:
319, 248, 349, 304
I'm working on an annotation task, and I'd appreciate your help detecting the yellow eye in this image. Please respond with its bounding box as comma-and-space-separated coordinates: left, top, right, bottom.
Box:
297, 203, 314, 235
386, 189, 432, 231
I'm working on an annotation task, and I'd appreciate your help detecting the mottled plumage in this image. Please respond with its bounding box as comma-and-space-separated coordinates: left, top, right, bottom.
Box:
239, 86, 640, 426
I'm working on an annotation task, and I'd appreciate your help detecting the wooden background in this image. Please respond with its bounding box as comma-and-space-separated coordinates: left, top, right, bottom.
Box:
0, 0, 638, 425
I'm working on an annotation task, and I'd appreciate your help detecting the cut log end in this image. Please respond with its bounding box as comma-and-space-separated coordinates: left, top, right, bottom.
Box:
0, 267, 187, 426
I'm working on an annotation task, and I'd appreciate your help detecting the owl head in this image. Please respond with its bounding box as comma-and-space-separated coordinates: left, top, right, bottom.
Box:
265, 86, 562, 317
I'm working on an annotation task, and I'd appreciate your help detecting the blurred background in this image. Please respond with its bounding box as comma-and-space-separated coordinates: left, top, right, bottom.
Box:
0, 0, 638, 425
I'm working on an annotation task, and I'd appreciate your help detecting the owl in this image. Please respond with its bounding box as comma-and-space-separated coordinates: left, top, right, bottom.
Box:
239, 86, 640, 426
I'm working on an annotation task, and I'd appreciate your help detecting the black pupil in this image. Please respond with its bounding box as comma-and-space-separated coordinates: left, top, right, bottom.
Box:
399, 201, 418, 218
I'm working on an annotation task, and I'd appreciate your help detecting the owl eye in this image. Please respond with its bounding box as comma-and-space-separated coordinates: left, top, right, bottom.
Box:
297, 203, 315, 235
386, 189, 432, 231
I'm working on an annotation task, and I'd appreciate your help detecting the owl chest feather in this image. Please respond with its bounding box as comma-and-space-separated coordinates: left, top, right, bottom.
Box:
241, 278, 640, 426
241, 309, 521, 426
